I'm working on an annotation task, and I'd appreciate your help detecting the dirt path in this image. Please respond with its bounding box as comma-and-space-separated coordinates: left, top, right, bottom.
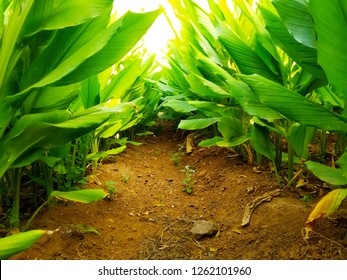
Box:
13, 123, 347, 260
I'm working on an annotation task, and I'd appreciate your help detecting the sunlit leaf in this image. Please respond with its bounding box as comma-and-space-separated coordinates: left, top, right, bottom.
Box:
0, 230, 47, 260
178, 118, 219, 130
51, 189, 107, 203
310, 0, 347, 96
241, 74, 347, 131
305, 189, 347, 237
272, 0, 316, 48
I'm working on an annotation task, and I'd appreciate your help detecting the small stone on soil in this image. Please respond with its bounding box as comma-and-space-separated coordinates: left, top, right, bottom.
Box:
191, 220, 218, 238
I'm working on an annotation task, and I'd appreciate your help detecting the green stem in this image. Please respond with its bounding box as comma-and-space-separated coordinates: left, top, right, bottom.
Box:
41, 163, 53, 199
274, 132, 282, 172
92, 138, 99, 170
320, 129, 326, 157
272, 160, 281, 186
287, 142, 294, 183
22, 197, 52, 232
9, 168, 21, 228
255, 151, 262, 165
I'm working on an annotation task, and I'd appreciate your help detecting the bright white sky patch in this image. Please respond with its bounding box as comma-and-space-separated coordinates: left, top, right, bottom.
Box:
112, 0, 209, 63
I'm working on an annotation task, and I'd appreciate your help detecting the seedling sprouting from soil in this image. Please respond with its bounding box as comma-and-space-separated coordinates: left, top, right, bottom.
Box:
105, 181, 118, 200
181, 165, 195, 194
301, 194, 313, 207
121, 172, 130, 183
171, 144, 185, 166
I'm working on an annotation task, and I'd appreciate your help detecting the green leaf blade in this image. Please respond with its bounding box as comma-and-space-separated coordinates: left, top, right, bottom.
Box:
50, 189, 107, 203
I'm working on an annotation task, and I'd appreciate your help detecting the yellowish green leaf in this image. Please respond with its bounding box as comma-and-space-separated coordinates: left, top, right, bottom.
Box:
51, 189, 107, 203
0, 230, 46, 260
305, 188, 347, 238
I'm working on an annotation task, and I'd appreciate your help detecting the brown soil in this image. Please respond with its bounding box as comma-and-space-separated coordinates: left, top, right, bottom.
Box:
12, 122, 347, 260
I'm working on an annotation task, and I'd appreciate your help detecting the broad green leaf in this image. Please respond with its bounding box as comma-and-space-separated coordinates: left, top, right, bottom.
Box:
167, 57, 190, 90
87, 146, 127, 161
310, 0, 347, 96
0, 0, 34, 92
80, 75, 100, 109
240, 74, 347, 131
96, 120, 123, 139
307, 153, 347, 185
305, 161, 347, 185
180, 0, 224, 65
38, 156, 61, 168
51, 189, 107, 203
287, 123, 315, 159
163, 99, 197, 113
19, 0, 114, 38
0, 104, 130, 178
11, 150, 45, 169
272, 0, 316, 48
335, 153, 347, 170
13, 10, 161, 106
260, 7, 325, 80
100, 58, 142, 102
0, 101, 12, 130
0, 230, 47, 260
218, 116, 243, 139
127, 141, 143, 146
198, 136, 224, 147
250, 124, 276, 161
226, 78, 282, 120
217, 22, 280, 82
18, 8, 111, 91
178, 118, 219, 130
252, 116, 285, 136
119, 113, 143, 132
186, 73, 231, 99
187, 101, 228, 112
232, 0, 281, 70
216, 135, 249, 147
315, 87, 344, 109
59, 9, 162, 85
195, 53, 236, 84
29, 85, 80, 113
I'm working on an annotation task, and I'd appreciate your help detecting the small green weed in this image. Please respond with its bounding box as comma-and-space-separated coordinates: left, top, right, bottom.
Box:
181, 165, 195, 194
171, 145, 185, 166
121, 172, 130, 183
104, 181, 118, 200
301, 194, 313, 207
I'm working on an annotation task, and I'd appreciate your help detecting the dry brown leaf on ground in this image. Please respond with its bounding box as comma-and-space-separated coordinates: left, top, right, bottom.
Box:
186, 134, 194, 154
304, 188, 347, 238
241, 189, 282, 226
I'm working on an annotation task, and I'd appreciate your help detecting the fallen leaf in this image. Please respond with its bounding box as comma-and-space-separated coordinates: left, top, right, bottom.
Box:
231, 227, 242, 235
73, 224, 99, 235
295, 178, 308, 188
305, 188, 347, 238
252, 167, 261, 173
186, 134, 194, 154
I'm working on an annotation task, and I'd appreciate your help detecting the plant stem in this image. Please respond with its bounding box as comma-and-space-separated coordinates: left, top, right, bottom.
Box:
22, 197, 52, 232
320, 129, 326, 157
274, 132, 282, 172
9, 168, 21, 228
287, 142, 294, 183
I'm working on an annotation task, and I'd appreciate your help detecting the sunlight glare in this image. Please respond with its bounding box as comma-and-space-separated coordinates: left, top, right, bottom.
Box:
112, 0, 209, 64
